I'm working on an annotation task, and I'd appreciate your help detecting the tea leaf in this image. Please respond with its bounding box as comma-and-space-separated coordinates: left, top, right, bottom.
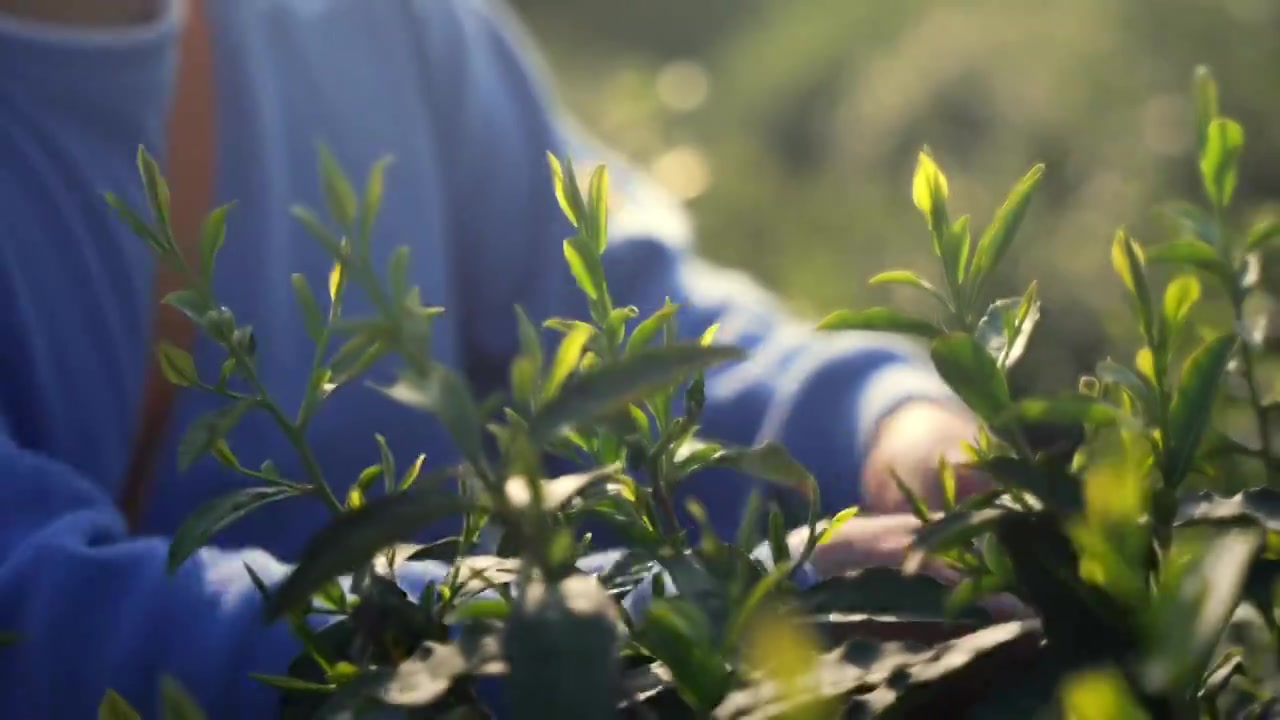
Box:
1200, 118, 1245, 210
906, 507, 1008, 573
528, 344, 744, 443
967, 164, 1046, 297
398, 453, 427, 491
977, 456, 1084, 516
360, 155, 394, 247
1005, 396, 1127, 427
387, 246, 410, 304
1143, 521, 1264, 694
136, 146, 172, 236
1144, 239, 1231, 282
548, 152, 587, 229
504, 466, 620, 512
1162, 274, 1201, 346
767, 504, 791, 567
98, 690, 141, 720
1165, 334, 1237, 487
318, 144, 358, 230
290, 274, 324, 342
816, 308, 940, 338
168, 486, 298, 572
104, 191, 163, 252
1160, 202, 1221, 246
798, 566, 991, 622
159, 676, 206, 720
637, 598, 732, 712
588, 165, 610, 254
893, 471, 933, 523
740, 611, 830, 720
1111, 231, 1155, 347
975, 294, 1041, 370
506, 575, 621, 719
377, 366, 487, 472
544, 323, 594, 400
705, 441, 816, 496
868, 270, 951, 308
627, 301, 681, 355
156, 341, 199, 388
929, 332, 1012, 422
1192, 65, 1220, 156
289, 205, 343, 257
267, 490, 478, 619
162, 289, 211, 324
327, 260, 343, 304
911, 149, 950, 232
514, 305, 544, 369
198, 202, 234, 282
818, 506, 861, 545
1059, 666, 1150, 720
564, 237, 599, 301
373, 433, 396, 494
444, 596, 511, 625
176, 399, 255, 471
948, 215, 973, 289
1246, 219, 1280, 253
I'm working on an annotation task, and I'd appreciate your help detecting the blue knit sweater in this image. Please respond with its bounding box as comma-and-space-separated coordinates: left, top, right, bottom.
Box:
0, 1, 954, 716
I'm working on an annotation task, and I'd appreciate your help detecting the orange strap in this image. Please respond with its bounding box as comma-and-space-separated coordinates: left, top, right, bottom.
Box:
119, 0, 217, 531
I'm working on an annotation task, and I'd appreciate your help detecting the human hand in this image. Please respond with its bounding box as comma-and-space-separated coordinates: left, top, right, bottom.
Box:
860, 399, 993, 513
794, 514, 1030, 621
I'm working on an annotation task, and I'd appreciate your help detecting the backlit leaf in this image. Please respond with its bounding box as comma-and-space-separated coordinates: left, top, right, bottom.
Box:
1246, 219, 1280, 253
98, 690, 141, 720
929, 332, 1012, 423
816, 308, 940, 338
159, 676, 206, 720
588, 165, 610, 254
1162, 274, 1201, 347
376, 366, 487, 471
168, 487, 298, 572
267, 490, 478, 619
528, 344, 743, 443
1111, 230, 1155, 347
290, 274, 324, 342
967, 164, 1046, 297
1200, 118, 1245, 210
176, 399, 255, 471
198, 202, 235, 282
318, 144, 358, 230
156, 342, 199, 387
868, 270, 951, 308
705, 442, 816, 497
626, 301, 680, 355
1165, 334, 1237, 487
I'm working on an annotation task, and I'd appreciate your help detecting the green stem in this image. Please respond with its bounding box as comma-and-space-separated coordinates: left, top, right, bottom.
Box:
242, 358, 344, 515
171, 249, 345, 516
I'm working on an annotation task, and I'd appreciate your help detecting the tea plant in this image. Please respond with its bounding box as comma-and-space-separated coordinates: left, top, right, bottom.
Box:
98, 63, 1280, 719
819, 66, 1280, 718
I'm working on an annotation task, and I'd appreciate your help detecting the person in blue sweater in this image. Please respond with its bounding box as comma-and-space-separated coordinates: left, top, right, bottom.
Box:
0, 0, 991, 716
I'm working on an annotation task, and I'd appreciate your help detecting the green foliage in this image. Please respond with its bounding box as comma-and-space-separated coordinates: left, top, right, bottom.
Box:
96, 64, 1280, 719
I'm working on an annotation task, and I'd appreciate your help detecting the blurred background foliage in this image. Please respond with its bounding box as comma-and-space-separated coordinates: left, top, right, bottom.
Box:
510, 0, 1280, 398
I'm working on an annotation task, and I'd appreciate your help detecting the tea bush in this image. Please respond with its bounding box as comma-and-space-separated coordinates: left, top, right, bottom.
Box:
90, 66, 1280, 718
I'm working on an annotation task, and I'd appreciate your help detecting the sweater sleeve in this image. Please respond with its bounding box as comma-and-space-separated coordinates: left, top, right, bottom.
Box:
414, 0, 961, 536
0, 431, 309, 717
0, 5, 309, 717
